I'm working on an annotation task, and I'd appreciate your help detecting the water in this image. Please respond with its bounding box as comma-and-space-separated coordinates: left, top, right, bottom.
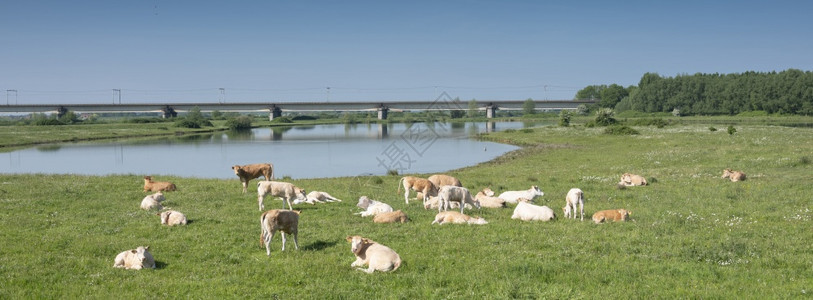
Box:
1, 121, 544, 179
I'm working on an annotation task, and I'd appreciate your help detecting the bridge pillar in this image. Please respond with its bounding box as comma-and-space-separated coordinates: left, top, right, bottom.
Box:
269, 106, 282, 121
161, 106, 177, 118
57, 106, 69, 118
377, 107, 389, 120
486, 105, 498, 118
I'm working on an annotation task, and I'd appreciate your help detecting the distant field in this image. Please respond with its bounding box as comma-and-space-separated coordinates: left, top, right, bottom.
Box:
0, 121, 811, 298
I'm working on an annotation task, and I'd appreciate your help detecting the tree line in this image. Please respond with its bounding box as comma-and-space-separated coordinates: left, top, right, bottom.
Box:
575, 69, 813, 115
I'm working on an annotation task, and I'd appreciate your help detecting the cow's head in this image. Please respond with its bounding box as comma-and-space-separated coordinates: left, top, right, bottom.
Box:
294, 187, 307, 200
356, 196, 371, 209
482, 187, 495, 197
531, 185, 544, 197
619, 209, 631, 220
131, 246, 150, 269
721, 169, 733, 178
346, 235, 371, 255
232, 165, 244, 176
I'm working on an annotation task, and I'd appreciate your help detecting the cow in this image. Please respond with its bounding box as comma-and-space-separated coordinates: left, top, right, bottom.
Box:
721, 169, 746, 182
437, 186, 481, 213
373, 210, 409, 223
397, 176, 438, 204
474, 188, 506, 208
293, 191, 343, 205
511, 201, 556, 222
159, 210, 187, 226
113, 246, 155, 270
427, 174, 463, 188
592, 209, 631, 224
257, 181, 306, 211
346, 236, 402, 273
431, 211, 487, 225
260, 209, 300, 256
563, 188, 585, 221
356, 196, 394, 217
143, 176, 176, 192
232, 163, 274, 194
619, 173, 647, 186
498, 185, 544, 204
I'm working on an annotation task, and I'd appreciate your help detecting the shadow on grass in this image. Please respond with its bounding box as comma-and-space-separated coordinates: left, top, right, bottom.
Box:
302, 240, 337, 251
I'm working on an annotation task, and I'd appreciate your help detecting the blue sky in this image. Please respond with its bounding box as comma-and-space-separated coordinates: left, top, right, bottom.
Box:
1, 1, 811, 104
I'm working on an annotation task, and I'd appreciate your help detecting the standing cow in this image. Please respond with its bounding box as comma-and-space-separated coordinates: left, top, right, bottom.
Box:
257, 181, 306, 211
232, 163, 274, 194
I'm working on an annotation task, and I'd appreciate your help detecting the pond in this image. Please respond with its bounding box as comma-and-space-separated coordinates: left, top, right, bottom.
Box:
1, 121, 546, 179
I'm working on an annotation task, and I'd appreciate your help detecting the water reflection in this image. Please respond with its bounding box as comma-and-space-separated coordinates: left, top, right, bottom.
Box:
1, 121, 548, 179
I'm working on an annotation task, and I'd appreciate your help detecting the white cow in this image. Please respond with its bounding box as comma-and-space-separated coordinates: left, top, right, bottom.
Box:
257, 181, 307, 211
356, 196, 394, 217
498, 185, 544, 204
293, 191, 343, 205
511, 201, 556, 222
437, 186, 481, 213
113, 246, 155, 270
563, 188, 584, 221
346, 235, 402, 273
159, 210, 187, 226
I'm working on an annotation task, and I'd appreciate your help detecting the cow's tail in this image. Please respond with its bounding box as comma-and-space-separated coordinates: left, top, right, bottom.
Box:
392, 255, 402, 272
260, 212, 271, 247
396, 177, 404, 195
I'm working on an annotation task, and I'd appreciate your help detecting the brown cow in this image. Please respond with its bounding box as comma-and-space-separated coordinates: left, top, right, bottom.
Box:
260, 209, 300, 256
721, 169, 746, 182
427, 174, 462, 188
143, 176, 177, 192
592, 209, 631, 224
397, 176, 438, 205
257, 181, 306, 211
232, 163, 274, 194
619, 173, 647, 186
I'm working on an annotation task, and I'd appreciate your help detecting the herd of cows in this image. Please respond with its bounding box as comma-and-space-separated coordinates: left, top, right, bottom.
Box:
114, 163, 747, 273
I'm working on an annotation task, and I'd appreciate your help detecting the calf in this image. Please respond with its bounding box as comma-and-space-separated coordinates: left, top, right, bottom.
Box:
260, 209, 300, 255
619, 173, 647, 186
427, 174, 463, 188
498, 186, 544, 204
437, 186, 481, 213
511, 201, 556, 222
143, 176, 177, 192
397, 176, 438, 204
431, 211, 487, 225
592, 209, 631, 224
423, 196, 469, 210
346, 236, 401, 273
293, 191, 343, 205
159, 210, 187, 226
563, 188, 584, 221
232, 163, 274, 194
140, 195, 163, 211
373, 210, 409, 223
721, 169, 746, 182
474, 188, 506, 208
113, 246, 155, 270
356, 196, 394, 217
257, 181, 306, 211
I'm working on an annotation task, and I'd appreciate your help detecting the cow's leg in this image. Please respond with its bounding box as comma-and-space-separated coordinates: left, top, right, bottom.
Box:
292, 232, 299, 250
284, 197, 293, 210
404, 187, 411, 204
579, 202, 584, 221
242, 180, 248, 194
459, 201, 465, 213
281, 232, 287, 251
265, 231, 276, 255
258, 194, 265, 211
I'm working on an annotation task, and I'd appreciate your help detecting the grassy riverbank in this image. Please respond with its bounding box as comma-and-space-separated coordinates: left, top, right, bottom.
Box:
0, 120, 811, 298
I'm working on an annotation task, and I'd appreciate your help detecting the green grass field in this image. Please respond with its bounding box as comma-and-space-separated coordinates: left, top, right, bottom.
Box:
1, 121, 811, 298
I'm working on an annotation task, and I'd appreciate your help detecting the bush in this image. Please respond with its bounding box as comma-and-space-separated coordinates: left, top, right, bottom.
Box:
592, 108, 617, 127
727, 125, 737, 135
558, 110, 572, 127
604, 125, 639, 135
709, 126, 718, 132
271, 116, 293, 124
629, 118, 668, 128
226, 116, 253, 130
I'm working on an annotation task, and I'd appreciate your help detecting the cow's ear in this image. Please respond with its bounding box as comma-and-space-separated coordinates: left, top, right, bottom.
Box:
345, 236, 352, 242
145, 246, 150, 250
362, 238, 372, 245
130, 250, 138, 254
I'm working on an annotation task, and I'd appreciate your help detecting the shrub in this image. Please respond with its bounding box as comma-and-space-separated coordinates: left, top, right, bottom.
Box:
226, 116, 253, 130
558, 110, 572, 127
594, 108, 617, 126
270, 116, 293, 124
727, 125, 737, 135
709, 126, 718, 132
604, 125, 639, 135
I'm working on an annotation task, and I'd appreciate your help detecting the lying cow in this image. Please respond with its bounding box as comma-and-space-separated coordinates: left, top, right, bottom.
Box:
260, 209, 300, 255
159, 210, 187, 226
356, 196, 394, 217
437, 186, 481, 213
498, 185, 544, 204
721, 169, 746, 182
140, 193, 163, 211
346, 235, 402, 273
431, 211, 487, 225
427, 174, 462, 188
511, 201, 556, 222
474, 188, 506, 208
619, 173, 647, 186
232, 163, 274, 194
143, 176, 176, 192
592, 209, 631, 224
113, 246, 155, 270
373, 210, 409, 223
257, 181, 306, 211
397, 176, 438, 204
293, 191, 343, 205
563, 188, 585, 221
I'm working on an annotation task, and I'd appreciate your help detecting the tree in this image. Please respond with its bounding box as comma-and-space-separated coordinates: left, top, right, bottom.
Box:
467, 99, 479, 118
522, 98, 535, 115
574, 85, 605, 100
598, 84, 628, 108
